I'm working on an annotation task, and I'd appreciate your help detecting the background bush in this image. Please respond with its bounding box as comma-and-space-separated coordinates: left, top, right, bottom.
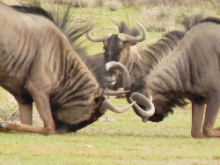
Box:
104, 0, 123, 11
54, 0, 94, 7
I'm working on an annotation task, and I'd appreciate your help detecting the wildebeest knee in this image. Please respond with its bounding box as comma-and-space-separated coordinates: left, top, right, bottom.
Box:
203, 127, 213, 137
191, 131, 199, 138
191, 129, 205, 138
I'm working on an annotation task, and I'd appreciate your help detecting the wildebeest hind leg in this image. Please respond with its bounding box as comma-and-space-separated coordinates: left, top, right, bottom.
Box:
0, 121, 53, 134
18, 102, 33, 125
202, 94, 220, 138
191, 102, 205, 138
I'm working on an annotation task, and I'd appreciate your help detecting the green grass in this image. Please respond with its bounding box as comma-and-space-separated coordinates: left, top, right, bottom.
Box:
0, 92, 220, 165
1, 1, 220, 164
0, 103, 220, 165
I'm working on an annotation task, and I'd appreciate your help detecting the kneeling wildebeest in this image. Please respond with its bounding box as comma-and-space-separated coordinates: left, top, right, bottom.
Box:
107, 15, 220, 138
0, 2, 143, 134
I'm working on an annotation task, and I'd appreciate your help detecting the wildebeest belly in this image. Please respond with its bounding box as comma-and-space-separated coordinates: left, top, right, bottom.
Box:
0, 77, 33, 104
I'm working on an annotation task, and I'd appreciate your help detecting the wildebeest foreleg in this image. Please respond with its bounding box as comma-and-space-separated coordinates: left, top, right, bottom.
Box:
0, 94, 55, 134
203, 94, 220, 137
30, 94, 55, 134
18, 102, 33, 125
191, 102, 205, 138
0, 121, 52, 134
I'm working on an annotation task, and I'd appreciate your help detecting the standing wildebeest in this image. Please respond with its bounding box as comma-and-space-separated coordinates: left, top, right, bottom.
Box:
85, 17, 147, 90
0, 2, 140, 134
107, 15, 220, 138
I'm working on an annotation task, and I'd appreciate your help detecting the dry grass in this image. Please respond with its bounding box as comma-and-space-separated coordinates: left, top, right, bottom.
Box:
134, 0, 218, 8
104, 0, 123, 11
0, 93, 19, 122
137, 2, 218, 32
54, 0, 94, 7
0, 90, 43, 127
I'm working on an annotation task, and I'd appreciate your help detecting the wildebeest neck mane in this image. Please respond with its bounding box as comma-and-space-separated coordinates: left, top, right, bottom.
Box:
118, 22, 140, 37
140, 14, 213, 76
11, 1, 90, 60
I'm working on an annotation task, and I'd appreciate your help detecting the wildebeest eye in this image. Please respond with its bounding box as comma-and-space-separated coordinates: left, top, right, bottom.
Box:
118, 42, 124, 50
103, 41, 108, 50
95, 97, 100, 104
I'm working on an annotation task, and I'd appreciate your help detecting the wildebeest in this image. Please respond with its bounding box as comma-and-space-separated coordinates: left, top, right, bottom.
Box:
108, 14, 220, 138
0, 2, 140, 134
86, 17, 147, 90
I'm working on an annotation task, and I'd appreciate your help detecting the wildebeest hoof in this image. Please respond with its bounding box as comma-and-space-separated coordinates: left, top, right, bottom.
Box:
0, 121, 19, 128
15, 121, 20, 126
0, 122, 8, 128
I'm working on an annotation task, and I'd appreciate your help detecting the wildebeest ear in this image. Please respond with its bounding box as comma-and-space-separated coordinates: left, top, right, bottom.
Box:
133, 63, 142, 80
93, 86, 105, 98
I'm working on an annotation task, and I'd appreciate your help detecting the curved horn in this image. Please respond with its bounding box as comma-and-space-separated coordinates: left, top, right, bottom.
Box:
86, 26, 112, 42
104, 88, 130, 96
118, 21, 147, 42
130, 92, 155, 123
106, 61, 132, 90
100, 99, 136, 114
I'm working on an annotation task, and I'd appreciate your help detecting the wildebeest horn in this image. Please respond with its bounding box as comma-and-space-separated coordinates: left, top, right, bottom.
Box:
86, 22, 112, 42
129, 92, 155, 123
118, 21, 147, 42
87, 32, 112, 42
99, 99, 136, 114
104, 88, 130, 96
105, 61, 132, 90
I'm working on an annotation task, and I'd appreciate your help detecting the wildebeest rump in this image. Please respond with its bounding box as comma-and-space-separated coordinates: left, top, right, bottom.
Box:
86, 19, 147, 90
0, 2, 136, 134
108, 15, 220, 138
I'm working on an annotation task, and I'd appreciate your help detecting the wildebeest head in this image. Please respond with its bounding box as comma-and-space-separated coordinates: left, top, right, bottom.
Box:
105, 62, 155, 122
103, 34, 124, 62
86, 17, 147, 89
52, 84, 135, 133
87, 18, 147, 63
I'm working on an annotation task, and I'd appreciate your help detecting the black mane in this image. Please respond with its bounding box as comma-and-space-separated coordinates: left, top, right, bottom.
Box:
11, 1, 91, 59
11, 5, 54, 21
200, 16, 220, 25
118, 22, 140, 37
141, 30, 185, 76
140, 14, 220, 76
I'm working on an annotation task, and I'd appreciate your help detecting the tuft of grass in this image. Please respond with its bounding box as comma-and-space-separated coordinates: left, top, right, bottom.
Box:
0, 92, 19, 122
